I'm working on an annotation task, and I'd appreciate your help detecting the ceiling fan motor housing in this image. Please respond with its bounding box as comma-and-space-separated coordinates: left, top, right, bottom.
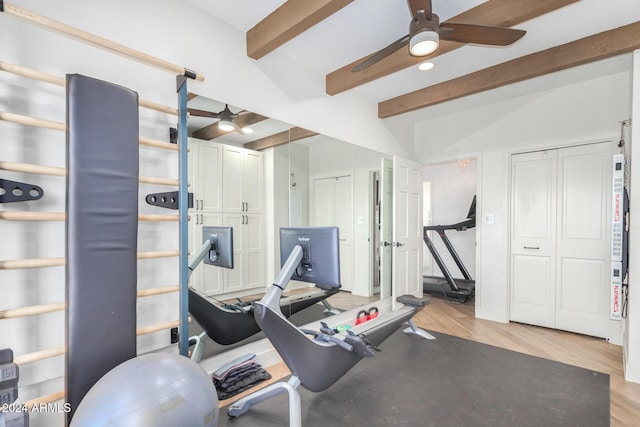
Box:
410, 11, 439, 37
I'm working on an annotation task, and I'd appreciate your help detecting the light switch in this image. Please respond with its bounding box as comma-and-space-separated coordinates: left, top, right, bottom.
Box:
484, 214, 495, 225
357, 216, 365, 225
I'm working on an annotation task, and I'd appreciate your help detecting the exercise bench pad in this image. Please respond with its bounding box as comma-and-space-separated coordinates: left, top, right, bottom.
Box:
396, 294, 431, 307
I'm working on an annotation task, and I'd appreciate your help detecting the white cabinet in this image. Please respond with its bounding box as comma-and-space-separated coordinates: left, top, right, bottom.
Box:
189, 139, 265, 296
223, 145, 263, 214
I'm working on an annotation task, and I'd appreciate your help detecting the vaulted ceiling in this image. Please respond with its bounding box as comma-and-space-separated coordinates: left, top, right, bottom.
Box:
186, 0, 640, 149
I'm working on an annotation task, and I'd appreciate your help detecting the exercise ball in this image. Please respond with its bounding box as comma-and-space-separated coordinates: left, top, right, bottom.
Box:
70, 353, 219, 427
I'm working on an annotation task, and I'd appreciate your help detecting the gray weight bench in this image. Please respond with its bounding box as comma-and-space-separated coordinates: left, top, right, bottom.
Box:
227, 244, 434, 426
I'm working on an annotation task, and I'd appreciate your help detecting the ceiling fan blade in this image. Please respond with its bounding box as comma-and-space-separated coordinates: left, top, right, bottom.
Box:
407, 0, 432, 20
187, 108, 220, 118
440, 23, 526, 46
352, 34, 411, 72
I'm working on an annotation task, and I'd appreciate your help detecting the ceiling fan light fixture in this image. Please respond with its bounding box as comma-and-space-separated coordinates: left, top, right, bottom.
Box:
218, 118, 234, 132
409, 30, 439, 56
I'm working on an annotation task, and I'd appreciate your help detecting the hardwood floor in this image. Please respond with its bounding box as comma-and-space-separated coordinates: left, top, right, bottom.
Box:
219, 293, 640, 426
413, 296, 640, 427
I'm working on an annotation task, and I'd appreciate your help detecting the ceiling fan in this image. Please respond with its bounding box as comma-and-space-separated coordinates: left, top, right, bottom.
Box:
188, 104, 252, 134
352, 0, 526, 72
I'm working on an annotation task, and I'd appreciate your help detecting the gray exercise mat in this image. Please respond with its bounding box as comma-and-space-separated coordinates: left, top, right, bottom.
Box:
219, 329, 609, 426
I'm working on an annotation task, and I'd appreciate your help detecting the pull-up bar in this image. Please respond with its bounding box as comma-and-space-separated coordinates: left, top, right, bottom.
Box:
0, 2, 205, 82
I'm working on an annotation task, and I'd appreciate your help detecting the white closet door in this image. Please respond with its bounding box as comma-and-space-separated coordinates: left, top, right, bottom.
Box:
312, 176, 353, 291
555, 143, 611, 337
510, 142, 612, 338
392, 156, 423, 305
312, 179, 334, 226
510, 150, 557, 328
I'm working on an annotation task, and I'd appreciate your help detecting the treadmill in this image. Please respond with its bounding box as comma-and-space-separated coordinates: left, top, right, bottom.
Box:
423, 196, 476, 302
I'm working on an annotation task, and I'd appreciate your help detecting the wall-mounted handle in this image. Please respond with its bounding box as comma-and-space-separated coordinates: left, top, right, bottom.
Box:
524, 246, 540, 250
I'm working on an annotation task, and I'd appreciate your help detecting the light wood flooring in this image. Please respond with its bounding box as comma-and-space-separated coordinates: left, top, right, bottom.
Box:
219, 293, 640, 426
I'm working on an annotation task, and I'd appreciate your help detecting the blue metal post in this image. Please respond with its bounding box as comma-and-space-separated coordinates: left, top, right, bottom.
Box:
176, 75, 189, 356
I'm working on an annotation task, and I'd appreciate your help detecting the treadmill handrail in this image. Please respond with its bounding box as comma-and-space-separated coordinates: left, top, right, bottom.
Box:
423, 217, 475, 233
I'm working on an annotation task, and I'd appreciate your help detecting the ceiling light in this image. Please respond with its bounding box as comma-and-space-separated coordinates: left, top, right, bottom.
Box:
218, 118, 234, 132
409, 30, 439, 56
242, 127, 253, 134
417, 61, 435, 71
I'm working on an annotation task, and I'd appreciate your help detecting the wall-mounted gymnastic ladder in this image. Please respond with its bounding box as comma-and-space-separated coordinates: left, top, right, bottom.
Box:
0, 0, 205, 411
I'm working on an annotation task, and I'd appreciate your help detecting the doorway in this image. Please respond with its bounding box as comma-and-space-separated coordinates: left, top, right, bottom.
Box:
422, 159, 478, 293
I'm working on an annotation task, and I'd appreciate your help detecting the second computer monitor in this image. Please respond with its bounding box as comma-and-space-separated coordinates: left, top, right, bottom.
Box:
202, 226, 234, 269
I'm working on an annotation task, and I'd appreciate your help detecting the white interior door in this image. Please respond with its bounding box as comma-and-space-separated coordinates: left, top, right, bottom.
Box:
392, 156, 423, 306
380, 158, 393, 298
510, 150, 557, 328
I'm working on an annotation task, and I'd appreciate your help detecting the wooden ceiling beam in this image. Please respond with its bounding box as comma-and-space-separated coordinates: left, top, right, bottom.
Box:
244, 127, 318, 151
378, 20, 640, 118
326, 0, 578, 95
192, 112, 267, 140
247, 0, 354, 60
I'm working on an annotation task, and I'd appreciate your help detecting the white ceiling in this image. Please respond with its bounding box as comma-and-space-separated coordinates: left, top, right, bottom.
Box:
185, 0, 640, 143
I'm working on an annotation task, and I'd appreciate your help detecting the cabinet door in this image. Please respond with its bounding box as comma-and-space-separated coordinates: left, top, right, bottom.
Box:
243, 150, 263, 213
189, 212, 224, 295
222, 146, 244, 213
223, 213, 244, 292
244, 213, 265, 290
198, 142, 223, 211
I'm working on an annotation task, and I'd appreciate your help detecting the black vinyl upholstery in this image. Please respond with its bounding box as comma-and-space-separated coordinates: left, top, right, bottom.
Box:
65, 74, 139, 424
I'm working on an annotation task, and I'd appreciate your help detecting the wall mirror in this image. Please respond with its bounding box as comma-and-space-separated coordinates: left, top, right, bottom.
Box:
186, 94, 391, 301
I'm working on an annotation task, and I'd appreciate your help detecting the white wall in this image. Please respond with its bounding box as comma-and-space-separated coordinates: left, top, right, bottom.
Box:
625, 50, 640, 382
422, 160, 477, 278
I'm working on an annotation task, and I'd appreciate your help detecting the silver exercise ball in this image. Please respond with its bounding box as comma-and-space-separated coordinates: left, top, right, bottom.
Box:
70, 353, 219, 427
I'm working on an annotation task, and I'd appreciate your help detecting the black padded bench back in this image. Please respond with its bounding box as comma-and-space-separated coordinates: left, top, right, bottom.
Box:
65, 74, 139, 424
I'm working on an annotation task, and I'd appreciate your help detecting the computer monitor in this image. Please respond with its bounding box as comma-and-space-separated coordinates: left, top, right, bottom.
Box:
202, 226, 234, 269
280, 227, 341, 289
